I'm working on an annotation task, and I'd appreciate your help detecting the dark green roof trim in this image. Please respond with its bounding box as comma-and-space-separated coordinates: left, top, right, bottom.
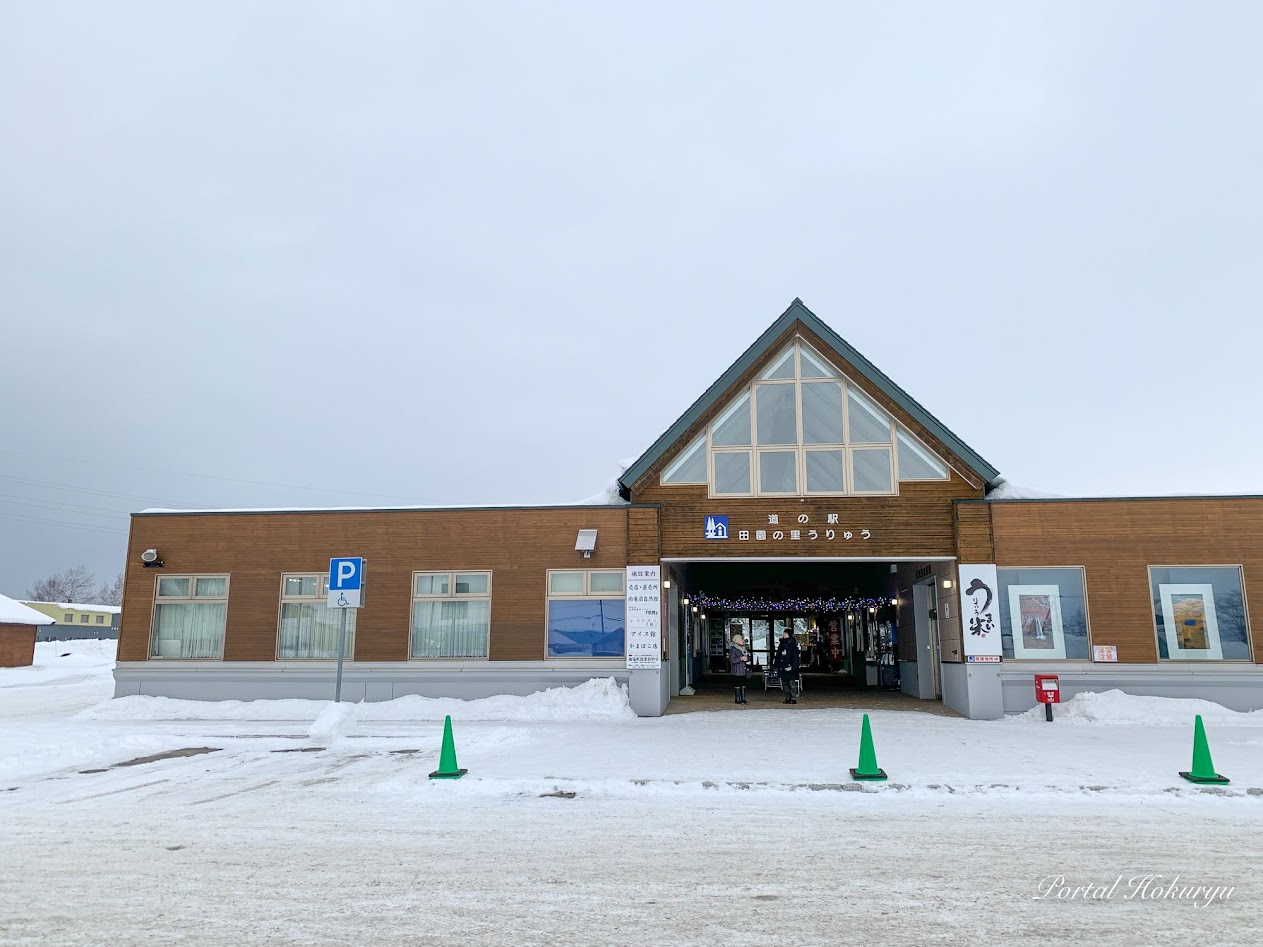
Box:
620, 298, 1001, 491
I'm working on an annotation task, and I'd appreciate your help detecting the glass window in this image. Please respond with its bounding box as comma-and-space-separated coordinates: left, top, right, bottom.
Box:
150, 575, 228, 659
1150, 567, 1251, 661
851, 448, 893, 493
547, 569, 627, 658
79, 614, 90, 623
96, 615, 105, 624
758, 450, 797, 493
848, 388, 893, 444
710, 392, 751, 447
998, 568, 1089, 660
455, 573, 489, 595
713, 452, 751, 495
279, 573, 355, 659
157, 577, 190, 598
897, 428, 949, 480
284, 575, 317, 597
410, 571, 492, 658
661, 435, 708, 484
414, 573, 451, 596
805, 450, 845, 493
801, 381, 843, 444
798, 344, 836, 379
195, 577, 227, 598
62, 613, 73, 622
759, 346, 796, 380
589, 571, 625, 594
755, 383, 797, 445
549, 571, 586, 595
547, 600, 626, 657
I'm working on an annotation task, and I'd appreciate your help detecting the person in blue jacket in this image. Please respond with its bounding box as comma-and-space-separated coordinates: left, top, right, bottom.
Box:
728, 633, 751, 704
775, 628, 801, 704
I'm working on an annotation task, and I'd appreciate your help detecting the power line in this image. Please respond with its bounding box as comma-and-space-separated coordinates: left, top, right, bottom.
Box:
0, 492, 132, 520
0, 512, 129, 536
0, 474, 198, 508
0, 449, 427, 504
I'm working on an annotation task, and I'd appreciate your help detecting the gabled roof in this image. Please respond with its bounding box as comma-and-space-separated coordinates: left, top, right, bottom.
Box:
620, 298, 1001, 492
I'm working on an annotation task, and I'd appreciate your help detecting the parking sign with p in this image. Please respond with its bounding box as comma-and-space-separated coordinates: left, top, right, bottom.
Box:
328, 557, 365, 608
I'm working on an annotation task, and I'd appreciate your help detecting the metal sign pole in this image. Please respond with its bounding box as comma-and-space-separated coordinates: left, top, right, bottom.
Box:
334, 607, 348, 703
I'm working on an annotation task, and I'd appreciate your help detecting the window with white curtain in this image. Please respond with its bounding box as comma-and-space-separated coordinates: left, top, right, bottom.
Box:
278, 574, 355, 659
411, 571, 492, 658
657, 337, 952, 496
150, 575, 229, 659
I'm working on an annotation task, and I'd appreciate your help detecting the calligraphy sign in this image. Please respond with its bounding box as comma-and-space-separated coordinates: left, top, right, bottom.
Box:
958, 563, 1003, 659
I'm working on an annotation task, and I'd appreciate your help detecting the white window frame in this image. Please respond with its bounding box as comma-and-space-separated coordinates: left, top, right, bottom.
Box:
895, 426, 950, 481
545, 569, 627, 660
150, 574, 230, 660
409, 570, 493, 660
1148, 564, 1252, 663
276, 573, 356, 660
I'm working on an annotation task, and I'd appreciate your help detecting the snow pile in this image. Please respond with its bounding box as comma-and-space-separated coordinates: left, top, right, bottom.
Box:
81, 677, 637, 723
1012, 689, 1263, 726
308, 702, 359, 743
0, 639, 117, 687
572, 458, 637, 505
985, 477, 1062, 500
0, 594, 55, 625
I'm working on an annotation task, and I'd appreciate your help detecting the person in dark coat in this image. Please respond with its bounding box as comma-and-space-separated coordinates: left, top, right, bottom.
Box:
775, 628, 801, 704
728, 633, 751, 704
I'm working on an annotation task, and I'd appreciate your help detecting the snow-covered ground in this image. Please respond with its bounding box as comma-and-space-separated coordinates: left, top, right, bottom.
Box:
2, 641, 1261, 945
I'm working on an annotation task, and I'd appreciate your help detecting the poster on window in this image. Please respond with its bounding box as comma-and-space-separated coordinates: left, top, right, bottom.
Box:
625, 565, 662, 669
958, 563, 1002, 658
1159, 584, 1223, 660
1007, 585, 1066, 660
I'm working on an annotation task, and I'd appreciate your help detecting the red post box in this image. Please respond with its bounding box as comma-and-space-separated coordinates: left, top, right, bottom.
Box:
1035, 674, 1060, 721
1035, 674, 1060, 704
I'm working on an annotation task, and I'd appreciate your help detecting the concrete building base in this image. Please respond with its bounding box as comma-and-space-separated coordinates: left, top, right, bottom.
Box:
112, 661, 652, 711
1000, 662, 1263, 713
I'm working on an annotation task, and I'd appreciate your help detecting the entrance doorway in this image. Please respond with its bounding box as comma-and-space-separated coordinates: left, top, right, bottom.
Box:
666, 558, 945, 709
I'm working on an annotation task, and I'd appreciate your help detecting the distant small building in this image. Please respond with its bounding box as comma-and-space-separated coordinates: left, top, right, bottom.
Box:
0, 594, 55, 667
21, 602, 121, 640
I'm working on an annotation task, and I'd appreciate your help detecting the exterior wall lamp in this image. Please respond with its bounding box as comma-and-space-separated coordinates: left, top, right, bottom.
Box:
141, 548, 164, 569
942, 579, 953, 589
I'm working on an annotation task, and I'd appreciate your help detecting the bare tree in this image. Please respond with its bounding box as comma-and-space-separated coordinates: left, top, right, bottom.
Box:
26, 565, 97, 604
94, 572, 125, 607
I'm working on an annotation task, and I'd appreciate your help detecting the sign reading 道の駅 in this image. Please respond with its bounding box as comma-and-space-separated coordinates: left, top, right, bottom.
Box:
625, 565, 662, 670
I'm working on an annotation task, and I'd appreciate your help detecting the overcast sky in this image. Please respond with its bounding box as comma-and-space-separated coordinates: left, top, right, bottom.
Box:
2, 2, 1261, 598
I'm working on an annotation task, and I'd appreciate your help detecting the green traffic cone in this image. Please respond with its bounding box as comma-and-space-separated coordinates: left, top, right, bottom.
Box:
428, 715, 467, 779
849, 713, 888, 782
1179, 714, 1229, 785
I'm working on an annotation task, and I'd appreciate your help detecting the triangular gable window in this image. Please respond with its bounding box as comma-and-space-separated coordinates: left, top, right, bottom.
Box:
660, 337, 950, 494
661, 434, 707, 484
759, 345, 796, 380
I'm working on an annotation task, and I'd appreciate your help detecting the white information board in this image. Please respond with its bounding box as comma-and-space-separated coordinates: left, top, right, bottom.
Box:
625, 565, 662, 670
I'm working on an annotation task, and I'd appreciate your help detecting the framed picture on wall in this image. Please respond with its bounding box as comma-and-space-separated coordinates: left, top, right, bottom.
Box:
1007, 585, 1066, 659
1159, 584, 1223, 660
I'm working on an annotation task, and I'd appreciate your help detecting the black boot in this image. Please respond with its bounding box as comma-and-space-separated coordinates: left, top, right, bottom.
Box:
739, 686, 748, 703
735, 687, 742, 704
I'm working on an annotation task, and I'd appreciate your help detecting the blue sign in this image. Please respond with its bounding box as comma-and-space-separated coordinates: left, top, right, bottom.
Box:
328, 557, 365, 608
703, 516, 729, 540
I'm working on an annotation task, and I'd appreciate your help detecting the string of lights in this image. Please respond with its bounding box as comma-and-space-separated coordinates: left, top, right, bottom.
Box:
689, 593, 895, 612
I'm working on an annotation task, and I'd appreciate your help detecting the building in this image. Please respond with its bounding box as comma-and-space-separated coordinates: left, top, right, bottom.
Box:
113, 300, 1263, 718
0, 594, 55, 667
22, 602, 122, 640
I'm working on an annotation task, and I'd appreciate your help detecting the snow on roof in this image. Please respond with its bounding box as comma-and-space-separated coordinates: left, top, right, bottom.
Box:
984, 478, 1063, 500
0, 594, 56, 626
25, 602, 122, 614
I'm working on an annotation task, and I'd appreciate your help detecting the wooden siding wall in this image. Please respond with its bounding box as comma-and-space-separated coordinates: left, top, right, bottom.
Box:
988, 498, 1263, 664
640, 476, 977, 560
628, 507, 661, 563
954, 503, 994, 562
119, 507, 629, 663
